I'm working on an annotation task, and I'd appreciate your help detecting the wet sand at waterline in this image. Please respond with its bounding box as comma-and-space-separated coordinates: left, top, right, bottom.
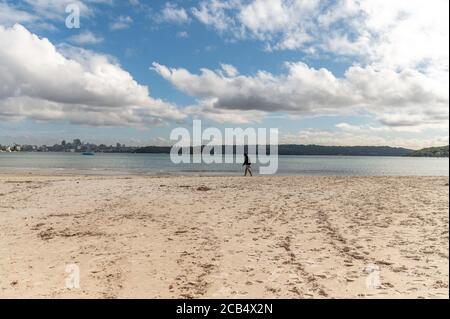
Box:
0, 173, 448, 298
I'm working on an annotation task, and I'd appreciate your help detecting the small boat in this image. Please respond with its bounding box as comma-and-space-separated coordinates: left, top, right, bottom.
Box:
82, 152, 95, 156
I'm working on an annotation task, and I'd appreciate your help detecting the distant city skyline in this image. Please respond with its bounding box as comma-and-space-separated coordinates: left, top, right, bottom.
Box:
0, 138, 137, 152
0, 0, 448, 149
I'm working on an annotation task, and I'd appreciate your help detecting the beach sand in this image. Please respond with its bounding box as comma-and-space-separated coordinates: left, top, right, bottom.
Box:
0, 173, 448, 299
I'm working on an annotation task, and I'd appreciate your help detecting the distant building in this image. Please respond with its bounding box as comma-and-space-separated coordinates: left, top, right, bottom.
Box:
1, 138, 137, 153
73, 139, 82, 147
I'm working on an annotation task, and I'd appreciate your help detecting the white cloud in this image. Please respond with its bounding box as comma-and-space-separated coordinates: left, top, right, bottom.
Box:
192, 0, 242, 34
23, 0, 92, 21
110, 16, 133, 30
335, 122, 434, 134
0, 0, 114, 31
159, 3, 190, 24
0, 24, 185, 127
328, 0, 449, 72
185, 98, 266, 124
152, 61, 449, 128
281, 128, 449, 150
220, 63, 239, 77
176, 31, 189, 38
238, 0, 319, 50
335, 122, 362, 132
68, 31, 103, 45
191, 0, 322, 48
191, 0, 449, 73
0, 2, 36, 26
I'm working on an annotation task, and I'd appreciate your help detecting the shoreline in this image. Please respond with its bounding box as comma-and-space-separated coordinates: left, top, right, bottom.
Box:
1, 173, 448, 298
0, 168, 449, 178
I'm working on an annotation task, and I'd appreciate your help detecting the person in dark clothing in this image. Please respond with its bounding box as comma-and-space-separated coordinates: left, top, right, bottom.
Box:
243, 152, 252, 176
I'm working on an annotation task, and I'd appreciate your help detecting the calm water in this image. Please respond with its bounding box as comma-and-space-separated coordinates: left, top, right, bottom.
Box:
0, 152, 448, 176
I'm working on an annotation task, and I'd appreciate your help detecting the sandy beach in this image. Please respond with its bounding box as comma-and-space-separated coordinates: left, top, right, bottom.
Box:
0, 172, 448, 299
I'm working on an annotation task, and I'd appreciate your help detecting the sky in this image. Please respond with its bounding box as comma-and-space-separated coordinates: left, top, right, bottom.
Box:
0, 0, 448, 149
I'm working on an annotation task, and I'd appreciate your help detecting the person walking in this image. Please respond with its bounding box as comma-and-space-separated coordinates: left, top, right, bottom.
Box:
243, 152, 252, 177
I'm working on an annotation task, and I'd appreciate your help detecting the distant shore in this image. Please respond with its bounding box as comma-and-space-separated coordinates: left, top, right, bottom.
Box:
0, 173, 448, 298
2, 144, 440, 156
